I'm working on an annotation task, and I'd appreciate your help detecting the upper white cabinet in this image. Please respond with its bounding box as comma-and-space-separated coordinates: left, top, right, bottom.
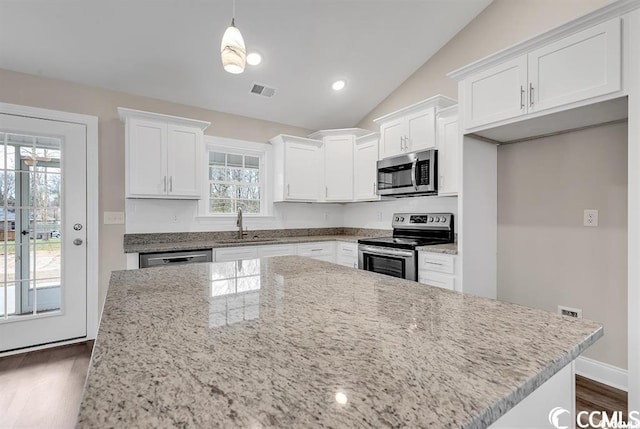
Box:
461, 18, 621, 131
270, 135, 323, 202
323, 135, 355, 201
119, 108, 209, 199
436, 106, 460, 196
353, 133, 380, 201
374, 95, 456, 159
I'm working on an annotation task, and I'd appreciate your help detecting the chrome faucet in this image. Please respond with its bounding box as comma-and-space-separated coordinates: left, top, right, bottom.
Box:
236, 208, 248, 239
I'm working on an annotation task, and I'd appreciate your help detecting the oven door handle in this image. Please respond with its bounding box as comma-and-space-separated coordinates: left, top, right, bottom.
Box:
359, 245, 414, 258
411, 158, 418, 190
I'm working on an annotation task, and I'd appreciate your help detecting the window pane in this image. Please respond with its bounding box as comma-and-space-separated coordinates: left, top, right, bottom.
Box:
210, 166, 227, 181
228, 168, 244, 183
211, 198, 234, 213
210, 152, 226, 166
237, 199, 260, 214
238, 186, 260, 200
227, 154, 243, 167
244, 169, 259, 183
245, 156, 259, 169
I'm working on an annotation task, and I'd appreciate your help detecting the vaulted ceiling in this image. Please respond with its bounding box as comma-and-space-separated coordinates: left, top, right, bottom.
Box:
0, 0, 492, 130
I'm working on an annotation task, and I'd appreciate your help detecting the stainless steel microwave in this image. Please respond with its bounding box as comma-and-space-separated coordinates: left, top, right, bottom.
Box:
376, 149, 437, 197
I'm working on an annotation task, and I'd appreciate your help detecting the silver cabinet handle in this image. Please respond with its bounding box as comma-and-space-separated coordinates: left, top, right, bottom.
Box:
373, 182, 376, 195
169, 176, 173, 192
529, 83, 534, 107
325, 186, 328, 198
400, 136, 404, 151
520, 85, 525, 109
404, 136, 409, 151
163, 176, 167, 192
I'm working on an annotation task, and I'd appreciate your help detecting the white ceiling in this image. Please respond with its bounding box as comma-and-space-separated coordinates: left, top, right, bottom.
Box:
0, 0, 491, 130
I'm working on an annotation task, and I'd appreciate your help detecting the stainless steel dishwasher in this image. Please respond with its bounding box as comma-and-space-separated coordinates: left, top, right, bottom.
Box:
139, 249, 213, 268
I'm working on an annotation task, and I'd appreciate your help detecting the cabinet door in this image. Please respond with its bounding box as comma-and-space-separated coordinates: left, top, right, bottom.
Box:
405, 107, 436, 152
257, 244, 296, 258
528, 18, 621, 113
379, 118, 404, 159
285, 142, 321, 201
463, 56, 527, 130
437, 113, 460, 196
167, 124, 202, 198
127, 118, 167, 197
215, 247, 258, 262
354, 137, 379, 201
324, 136, 354, 201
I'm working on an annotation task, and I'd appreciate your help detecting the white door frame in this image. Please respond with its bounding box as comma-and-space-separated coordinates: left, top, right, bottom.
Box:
0, 102, 99, 345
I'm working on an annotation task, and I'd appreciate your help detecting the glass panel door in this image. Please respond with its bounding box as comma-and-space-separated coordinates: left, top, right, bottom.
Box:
0, 114, 86, 353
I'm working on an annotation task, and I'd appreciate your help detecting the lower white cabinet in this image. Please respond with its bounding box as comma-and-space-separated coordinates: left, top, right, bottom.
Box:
418, 252, 457, 291
257, 244, 296, 258
336, 242, 358, 268
215, 247, 258, 262
296, 242, 336, 263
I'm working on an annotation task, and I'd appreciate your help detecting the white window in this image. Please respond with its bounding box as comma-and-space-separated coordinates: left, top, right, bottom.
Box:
203, 137, 269, 217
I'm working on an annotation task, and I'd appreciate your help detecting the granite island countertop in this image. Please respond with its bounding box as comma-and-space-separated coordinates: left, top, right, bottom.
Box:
78, 256, 600, 428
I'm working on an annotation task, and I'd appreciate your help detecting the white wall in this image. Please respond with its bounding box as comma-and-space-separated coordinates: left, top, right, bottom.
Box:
125, 199, 345, 233
342, 196, 458, 231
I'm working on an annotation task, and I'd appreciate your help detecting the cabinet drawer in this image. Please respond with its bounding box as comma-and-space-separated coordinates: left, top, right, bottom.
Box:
418, 271, 455, 291
296, 242, 335, 257
337, 242, 358, 256
418, 252, 455, 274
257, 244, 296, 258
215, 247, 258, 262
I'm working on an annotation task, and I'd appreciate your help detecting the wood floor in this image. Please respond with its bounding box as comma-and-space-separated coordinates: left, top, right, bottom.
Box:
0, 344, 630, 428
0, 342, 93, 429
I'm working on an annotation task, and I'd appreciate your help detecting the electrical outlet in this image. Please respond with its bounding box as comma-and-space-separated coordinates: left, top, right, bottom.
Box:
558, 305, 582, 318
583, 209, 598, 227
103, 211, 125, 225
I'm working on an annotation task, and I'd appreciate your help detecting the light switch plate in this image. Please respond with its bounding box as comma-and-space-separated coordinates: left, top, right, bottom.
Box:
583, 209, 598, 227
104, 211, 125, 225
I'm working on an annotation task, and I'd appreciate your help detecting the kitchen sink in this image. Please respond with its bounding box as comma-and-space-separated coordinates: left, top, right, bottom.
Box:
219, 238, 279, 244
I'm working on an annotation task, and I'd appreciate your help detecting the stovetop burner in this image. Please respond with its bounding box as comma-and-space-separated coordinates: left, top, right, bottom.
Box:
358, 212, 454, 250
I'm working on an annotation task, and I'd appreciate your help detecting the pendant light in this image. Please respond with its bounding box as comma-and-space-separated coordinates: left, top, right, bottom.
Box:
220, 0, 246, 74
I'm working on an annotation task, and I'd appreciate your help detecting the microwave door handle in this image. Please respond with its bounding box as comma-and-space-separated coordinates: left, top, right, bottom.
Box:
411, 158, 418, 190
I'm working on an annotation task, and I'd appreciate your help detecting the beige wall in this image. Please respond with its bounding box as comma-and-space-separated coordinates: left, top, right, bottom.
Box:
357, 0, 609, 130
497, 122, 628, 369
0, 67, 311, 312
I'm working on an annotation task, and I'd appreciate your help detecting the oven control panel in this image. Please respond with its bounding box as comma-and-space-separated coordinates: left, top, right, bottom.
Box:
392, 213, 453, 229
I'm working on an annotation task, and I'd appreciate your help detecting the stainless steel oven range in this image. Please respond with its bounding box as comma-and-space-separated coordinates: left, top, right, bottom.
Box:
358, 213, 454, 281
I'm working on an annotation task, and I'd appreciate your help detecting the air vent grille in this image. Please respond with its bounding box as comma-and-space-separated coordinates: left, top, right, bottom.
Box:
250, 82, 276, 98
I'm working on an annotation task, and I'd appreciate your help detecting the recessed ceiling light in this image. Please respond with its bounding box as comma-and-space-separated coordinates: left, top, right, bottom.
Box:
332, 80, 346, 91
247, 52, 262, 66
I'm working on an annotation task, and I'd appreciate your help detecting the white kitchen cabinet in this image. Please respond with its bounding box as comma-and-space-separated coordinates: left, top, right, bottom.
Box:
257, 244, 296, 258
461, 18, 621, 131
436, 106, 460, 196
323, 135, 354, 201
353, 133, 380, 201
418, 252, 456, 291
528, 18, 621, 113
270, 135, 323, 202
374, 96, 456, 159
336, 242, 358, 268
119, 108, 209, 199
296, 241, 335, 263
215, 247, 258, 262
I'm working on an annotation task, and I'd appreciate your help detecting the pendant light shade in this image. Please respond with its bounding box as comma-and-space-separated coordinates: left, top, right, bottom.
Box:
221, 18, 246, 74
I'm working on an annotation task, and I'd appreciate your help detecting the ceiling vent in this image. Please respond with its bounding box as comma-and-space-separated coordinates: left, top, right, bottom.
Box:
250, 83, 276, 98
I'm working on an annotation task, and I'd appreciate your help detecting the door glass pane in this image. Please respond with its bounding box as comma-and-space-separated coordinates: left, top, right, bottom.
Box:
1, 132, 62, 319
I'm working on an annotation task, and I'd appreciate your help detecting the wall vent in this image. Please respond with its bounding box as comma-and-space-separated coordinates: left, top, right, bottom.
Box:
250, 83, 276, 98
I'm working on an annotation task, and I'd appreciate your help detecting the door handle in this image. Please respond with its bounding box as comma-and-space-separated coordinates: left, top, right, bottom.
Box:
21, 230, 29, 236
73, 238, 83, 246
411, 158, 418, 190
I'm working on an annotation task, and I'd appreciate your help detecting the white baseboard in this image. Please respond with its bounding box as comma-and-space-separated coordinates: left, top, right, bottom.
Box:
575, 356, 628, 392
